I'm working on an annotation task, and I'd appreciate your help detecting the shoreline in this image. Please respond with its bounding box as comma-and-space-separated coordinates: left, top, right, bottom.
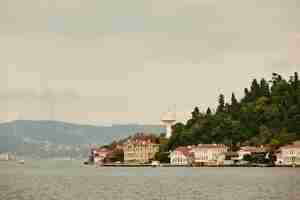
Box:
97, 163, 300, 168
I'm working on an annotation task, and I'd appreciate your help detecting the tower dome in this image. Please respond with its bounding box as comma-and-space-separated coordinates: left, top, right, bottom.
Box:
161, 111, 176, 139
161, 111, 176, 122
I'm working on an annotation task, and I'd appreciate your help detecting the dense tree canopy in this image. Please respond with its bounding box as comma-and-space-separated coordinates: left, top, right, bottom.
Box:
166, 72, 300, 151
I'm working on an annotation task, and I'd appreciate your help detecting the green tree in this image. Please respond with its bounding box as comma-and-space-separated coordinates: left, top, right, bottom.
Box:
250, 79, 261, 100
217, 94, 225, 113
110, 149, 124, 162
260, 78, 270, 97
272, 128, 297, 146
242, 88, 251, 103
139, 72, 300, 153
154, 151, 170, 163
243, 154, 255, 162
206, 107, 212, 116
191, 107, 200, 119
172, 122, 185, 134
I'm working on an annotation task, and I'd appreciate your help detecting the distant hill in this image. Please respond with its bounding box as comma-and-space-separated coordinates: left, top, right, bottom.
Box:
0, 120, 164, 158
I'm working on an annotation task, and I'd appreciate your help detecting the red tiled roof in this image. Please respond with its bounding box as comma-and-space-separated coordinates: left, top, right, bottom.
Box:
175, 146, 194, 157
196, 144, 227, 149
127, 139, 155, 145
126, 133, 158, 145
94, 148, 113, 156
281, 144, 300, 149
240, 146, 266, 153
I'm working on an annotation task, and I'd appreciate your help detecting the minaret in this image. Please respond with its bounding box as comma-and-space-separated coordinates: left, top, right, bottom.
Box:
161, 111, 176, 139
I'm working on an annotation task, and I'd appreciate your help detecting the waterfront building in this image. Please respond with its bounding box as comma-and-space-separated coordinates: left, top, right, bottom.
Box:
191, 144, 228, 165
276, 143, 300, 166
237, 146, 267, 160
170, 146, 194, 165
93, 148, 113, 165
224, 152, 239, 165
293, 140, 300, 145
0, 152, 16, 161
123, 133, 159, 164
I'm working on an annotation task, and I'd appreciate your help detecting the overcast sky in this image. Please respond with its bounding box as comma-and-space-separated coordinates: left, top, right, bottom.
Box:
0, 0, 300, 125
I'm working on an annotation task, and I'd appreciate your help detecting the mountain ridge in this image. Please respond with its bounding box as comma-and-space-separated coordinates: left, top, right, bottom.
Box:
0, 120, 164, 158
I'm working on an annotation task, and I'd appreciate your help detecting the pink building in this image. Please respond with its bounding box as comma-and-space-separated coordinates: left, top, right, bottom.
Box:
93, 148, 113, 165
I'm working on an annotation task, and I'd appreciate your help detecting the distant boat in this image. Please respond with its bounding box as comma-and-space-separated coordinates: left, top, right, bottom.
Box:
18, 160, 25, 164
83, 161, 89, 165
151, 161, 160, 167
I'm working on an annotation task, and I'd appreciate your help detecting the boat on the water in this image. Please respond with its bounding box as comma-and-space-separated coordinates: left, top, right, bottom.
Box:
18, 160, 25, 164
151, 161, 160, 167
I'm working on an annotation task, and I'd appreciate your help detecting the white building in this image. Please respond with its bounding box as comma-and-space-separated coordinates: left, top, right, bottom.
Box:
170, 146, 194, 165
237, 146, 266, 160
276, 144, 300, 166
191, 144, 228, 165
0, 152, 16, 161
123, 134, 159, 164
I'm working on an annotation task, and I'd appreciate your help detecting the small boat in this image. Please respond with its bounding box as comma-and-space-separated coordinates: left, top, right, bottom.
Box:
151, 161, 160, 167
18, 160, 25, 164
83, 161, 89, 165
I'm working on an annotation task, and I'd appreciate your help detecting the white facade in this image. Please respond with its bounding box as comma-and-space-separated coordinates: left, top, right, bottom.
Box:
170, 151, 188, 165
191, 144, 228, 165
0, 153, 16, 161
170, 147, 193, 165
237, 150, 251, 160
123, 139, 159, 164
237, 146, 266, 160
276, 145, 300, 166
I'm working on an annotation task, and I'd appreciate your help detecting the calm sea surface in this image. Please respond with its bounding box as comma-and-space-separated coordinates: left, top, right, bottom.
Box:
0, 160, 300, 200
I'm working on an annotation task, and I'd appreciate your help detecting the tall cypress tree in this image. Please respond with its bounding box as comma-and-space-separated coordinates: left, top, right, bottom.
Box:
191, 107, 200, 120
271, 73, 283, 91
242, 88, 251, 103
225, 103, 231, 113
231, 93, 238, 107
217, 94, 225, 113
294, 72, 299, 90
230, 93, 240, 116
250, 79, 260, 100
260, 78, 270, 97
206, 107, 212, 116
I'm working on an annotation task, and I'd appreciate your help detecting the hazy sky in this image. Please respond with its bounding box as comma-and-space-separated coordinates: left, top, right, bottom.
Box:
0, 0, 300, 125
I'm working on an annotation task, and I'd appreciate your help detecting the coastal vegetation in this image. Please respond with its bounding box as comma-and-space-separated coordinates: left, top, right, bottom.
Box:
166, 72, 300, 151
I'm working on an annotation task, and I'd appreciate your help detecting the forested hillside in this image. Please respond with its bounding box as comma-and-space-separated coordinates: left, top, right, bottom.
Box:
0, 121, 164, 158
167, 72, 300, 150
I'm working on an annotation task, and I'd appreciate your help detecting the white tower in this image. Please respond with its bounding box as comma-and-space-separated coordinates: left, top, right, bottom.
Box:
161, 111, 176, 139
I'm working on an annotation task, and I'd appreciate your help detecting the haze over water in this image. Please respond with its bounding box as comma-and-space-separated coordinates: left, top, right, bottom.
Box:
1, 160, 299, 200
